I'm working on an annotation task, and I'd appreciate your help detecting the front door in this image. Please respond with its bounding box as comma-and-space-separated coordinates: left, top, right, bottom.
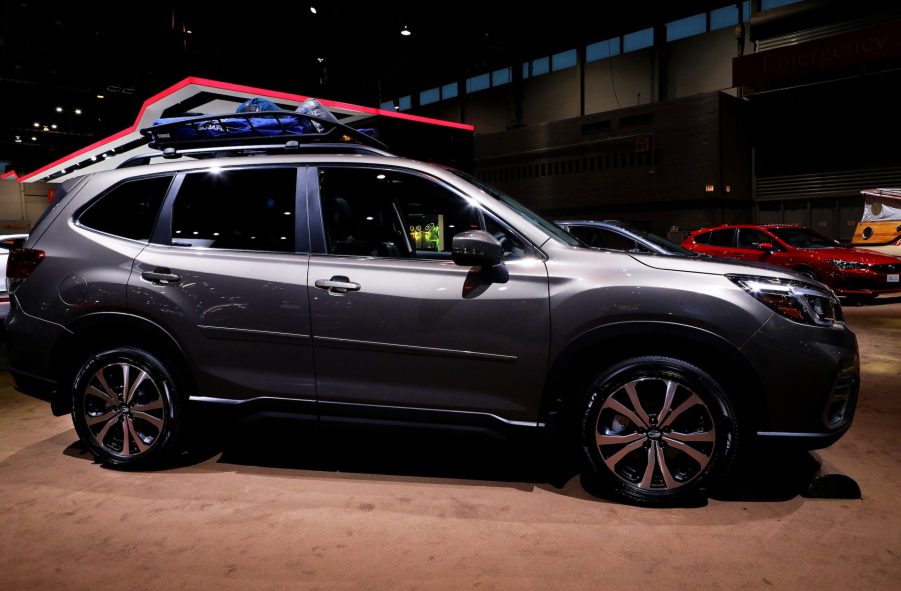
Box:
307, 165, 550, 424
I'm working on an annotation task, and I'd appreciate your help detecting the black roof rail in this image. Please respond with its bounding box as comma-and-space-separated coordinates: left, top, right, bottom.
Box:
116, 142, 394, 169
139, 110, 390, 152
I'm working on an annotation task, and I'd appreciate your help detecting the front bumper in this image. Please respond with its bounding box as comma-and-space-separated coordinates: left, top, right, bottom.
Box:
741, 314, 859, 450
826, 267, 901, 295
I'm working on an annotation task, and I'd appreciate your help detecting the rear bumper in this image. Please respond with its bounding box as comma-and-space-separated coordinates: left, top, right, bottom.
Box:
5, 298, 70, 415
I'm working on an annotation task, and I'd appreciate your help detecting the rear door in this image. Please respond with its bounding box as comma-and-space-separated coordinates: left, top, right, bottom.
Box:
306, 165, 550, 425
128, 165, 316, 406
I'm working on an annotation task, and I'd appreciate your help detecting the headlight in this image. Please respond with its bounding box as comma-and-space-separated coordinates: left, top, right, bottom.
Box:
828, 259, 869, 271
727, 275, 843, 326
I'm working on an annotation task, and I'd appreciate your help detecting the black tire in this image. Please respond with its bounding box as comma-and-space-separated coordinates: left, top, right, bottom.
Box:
845, 294, 877, 306
71, 347, 183, 467
581, 356, 739, 506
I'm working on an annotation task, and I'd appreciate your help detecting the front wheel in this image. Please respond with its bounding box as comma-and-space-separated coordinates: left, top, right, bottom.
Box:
71, 347, 183, 467
581, 356, 739, 506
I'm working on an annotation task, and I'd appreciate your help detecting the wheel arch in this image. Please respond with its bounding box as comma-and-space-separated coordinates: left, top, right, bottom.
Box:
49, 311, 195, 416
541, 321, 765, 437
793, 264, 819, 278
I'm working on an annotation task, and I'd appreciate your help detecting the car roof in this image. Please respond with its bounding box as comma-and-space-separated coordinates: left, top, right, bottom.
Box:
555, 219, 625, 226
691, 223, 806, 234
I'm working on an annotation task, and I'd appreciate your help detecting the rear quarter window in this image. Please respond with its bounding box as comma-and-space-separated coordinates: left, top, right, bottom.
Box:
78, 176, 172, 241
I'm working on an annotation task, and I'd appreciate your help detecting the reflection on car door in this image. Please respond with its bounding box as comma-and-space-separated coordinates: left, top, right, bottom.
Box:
307, 166, 550, 424
128, 166, 316, 405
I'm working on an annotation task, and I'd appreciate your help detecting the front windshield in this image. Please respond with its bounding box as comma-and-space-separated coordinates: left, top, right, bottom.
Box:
450, 170, 582, 247
616, 223, 695, 256
769, 227, 838, 249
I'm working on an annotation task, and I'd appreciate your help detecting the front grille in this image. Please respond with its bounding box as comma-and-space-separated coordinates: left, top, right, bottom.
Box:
871, 263, 901, 274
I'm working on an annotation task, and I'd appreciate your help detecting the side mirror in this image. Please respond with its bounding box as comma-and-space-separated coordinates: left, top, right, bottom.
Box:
452, 230, 504, 267
756, 242, 774, 252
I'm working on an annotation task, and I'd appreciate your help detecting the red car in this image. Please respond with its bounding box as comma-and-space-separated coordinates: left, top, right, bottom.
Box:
681, 224, 901, 298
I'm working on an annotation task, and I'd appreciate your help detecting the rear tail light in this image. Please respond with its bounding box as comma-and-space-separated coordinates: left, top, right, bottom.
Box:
7, 248, 45, 281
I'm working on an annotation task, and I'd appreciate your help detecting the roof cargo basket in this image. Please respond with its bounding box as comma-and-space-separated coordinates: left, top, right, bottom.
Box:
140, 111, 389, 152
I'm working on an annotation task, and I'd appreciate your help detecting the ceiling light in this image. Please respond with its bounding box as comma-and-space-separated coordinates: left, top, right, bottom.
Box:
33, 122, 39, 127
91, 156, 97, 161
96, 94, 105, 99
376, 174, 386, 179
51, 124, 58, 129
31, 136, 37, 141
56, 106, 63, 112
401, 25, 411, 36
185, 29, 193, 34
74, 108, 82, 115
42, 126, 49, 132
317, 57, 325, 63
310, 6, 317, 14
14, 136, 21, 143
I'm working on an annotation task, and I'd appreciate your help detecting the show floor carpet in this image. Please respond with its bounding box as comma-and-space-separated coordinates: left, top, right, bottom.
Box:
1, 301, 899, 590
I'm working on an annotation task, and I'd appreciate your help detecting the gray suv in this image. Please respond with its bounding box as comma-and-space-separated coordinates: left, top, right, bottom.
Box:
5, 113, 858, 505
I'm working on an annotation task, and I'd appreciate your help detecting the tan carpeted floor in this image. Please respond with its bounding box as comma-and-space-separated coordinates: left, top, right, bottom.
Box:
1, 301, 899, 590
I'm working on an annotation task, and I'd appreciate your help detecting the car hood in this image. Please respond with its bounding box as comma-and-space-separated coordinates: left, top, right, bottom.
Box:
795, 246, 901, 263
628, 251, 804, 280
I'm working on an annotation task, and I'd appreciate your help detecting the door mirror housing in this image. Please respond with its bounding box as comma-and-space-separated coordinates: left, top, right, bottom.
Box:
756, 242, 774, 252
452, 230, 504, 267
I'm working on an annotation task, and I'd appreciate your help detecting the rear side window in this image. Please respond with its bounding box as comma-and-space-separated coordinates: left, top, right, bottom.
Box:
79, 176, 172, 241
171, 167, 297, 253
692, 232, 711, 244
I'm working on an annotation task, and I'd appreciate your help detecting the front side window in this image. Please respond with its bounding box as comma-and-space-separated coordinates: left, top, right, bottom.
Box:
737, 228, 774, 249
171, 167, 297, 252
318, 167, 527, 260
79, 175, 172, 241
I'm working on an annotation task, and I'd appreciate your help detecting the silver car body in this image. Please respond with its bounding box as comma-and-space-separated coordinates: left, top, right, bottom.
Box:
7, 153, 858, 448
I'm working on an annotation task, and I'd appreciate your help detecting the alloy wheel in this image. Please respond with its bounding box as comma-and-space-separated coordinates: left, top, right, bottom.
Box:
81, 362, 167, 459
594, 377, 716, 491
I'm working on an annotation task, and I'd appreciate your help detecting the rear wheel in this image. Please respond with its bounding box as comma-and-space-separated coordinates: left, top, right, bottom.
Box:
581, 356, 739, 505
71, 347, 182, 467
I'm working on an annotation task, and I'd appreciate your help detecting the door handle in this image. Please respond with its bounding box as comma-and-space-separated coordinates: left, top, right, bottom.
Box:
141, 268, 181, 285
314, 276, 361, 294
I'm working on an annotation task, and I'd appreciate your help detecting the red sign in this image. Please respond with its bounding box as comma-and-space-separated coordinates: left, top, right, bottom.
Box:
48, 188, 56, 204
733, 20, 901, 87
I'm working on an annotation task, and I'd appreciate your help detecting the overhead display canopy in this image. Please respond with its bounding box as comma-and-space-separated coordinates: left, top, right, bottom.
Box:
5, 77, 474, 183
